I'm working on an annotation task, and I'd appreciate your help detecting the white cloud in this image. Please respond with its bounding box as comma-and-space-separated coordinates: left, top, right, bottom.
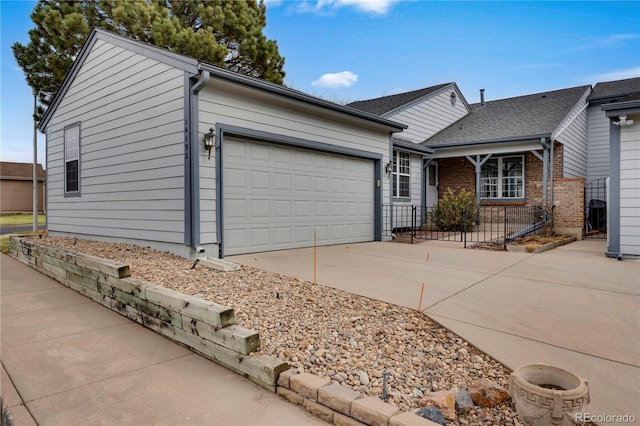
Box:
321, 0, 398, 14
568, 34, 640, 52
290, 0, 399, 15
588, 67, 640, 83
312, 71, 359, 88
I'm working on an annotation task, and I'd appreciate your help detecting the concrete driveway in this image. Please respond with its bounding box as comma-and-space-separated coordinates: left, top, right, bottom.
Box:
229, 239, 640, 424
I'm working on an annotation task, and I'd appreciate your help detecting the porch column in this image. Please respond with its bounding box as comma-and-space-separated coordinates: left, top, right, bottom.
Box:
466, 154, 492, 205
466, 154, 492, 224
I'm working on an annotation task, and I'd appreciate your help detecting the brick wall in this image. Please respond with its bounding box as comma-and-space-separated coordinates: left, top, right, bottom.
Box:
551, 177, 584, 239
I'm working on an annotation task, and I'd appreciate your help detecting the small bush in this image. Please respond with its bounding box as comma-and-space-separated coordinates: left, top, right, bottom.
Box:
429, 187, 477, 231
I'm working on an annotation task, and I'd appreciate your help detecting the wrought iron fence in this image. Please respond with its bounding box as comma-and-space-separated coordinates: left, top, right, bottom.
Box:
383, 204, 552, 249
584, 178, 607, 239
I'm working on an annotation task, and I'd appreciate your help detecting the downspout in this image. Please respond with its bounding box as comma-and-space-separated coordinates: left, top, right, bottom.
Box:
549, 137, 555, 207
188, 70, 210, 252
422, 157, 433, 208
541, 137, 549, 208
388, 135, 394, 236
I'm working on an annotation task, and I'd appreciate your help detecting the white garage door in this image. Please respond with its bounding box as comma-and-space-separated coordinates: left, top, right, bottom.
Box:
223, 137, 375, 255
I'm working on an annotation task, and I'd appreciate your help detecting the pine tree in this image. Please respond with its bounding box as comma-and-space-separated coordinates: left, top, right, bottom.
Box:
13, 0, 285, 112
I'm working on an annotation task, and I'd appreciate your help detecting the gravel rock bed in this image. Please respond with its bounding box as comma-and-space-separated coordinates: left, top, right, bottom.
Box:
41, 236, 523, 425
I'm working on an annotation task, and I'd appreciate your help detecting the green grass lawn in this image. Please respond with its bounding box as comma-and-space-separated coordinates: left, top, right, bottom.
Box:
0, 214, 46, 226
1, 237, 9, 254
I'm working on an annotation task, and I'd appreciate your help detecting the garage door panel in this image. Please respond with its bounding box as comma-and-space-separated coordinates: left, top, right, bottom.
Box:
225, 198, 247, 217
274, 173, 292, 190
225, 168, 247, 187
295, 226, 311, 242
250, 228, 270, 247
294, 200, 311, 216
295, 175, 311, 191
250, 199, 270, 217
223, 137, 374, 255
273, 146, 292, 163
250, 144, 270, 161
330, 201, 344, 215
273, 200, 292, 217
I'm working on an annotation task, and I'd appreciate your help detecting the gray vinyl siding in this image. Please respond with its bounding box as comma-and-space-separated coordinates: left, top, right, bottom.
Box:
587, 104, 611, 182
45, 39, 186, 244
558, 90, 589, 178
619, 116, 640, 256
197, 79, 390, 245
384, 87, 469, 143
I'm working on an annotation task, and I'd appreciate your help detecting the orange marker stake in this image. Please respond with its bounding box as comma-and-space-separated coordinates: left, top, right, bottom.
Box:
314, 230, 317, 284
418, 252, 430, 312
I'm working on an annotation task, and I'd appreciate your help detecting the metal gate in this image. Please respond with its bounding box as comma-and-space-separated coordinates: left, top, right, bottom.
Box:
584, 178, 607, 239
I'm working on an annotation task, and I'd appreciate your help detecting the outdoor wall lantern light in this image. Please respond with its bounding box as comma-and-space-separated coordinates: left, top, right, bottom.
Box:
204, 127, 215, 159
385, 161, 392, 177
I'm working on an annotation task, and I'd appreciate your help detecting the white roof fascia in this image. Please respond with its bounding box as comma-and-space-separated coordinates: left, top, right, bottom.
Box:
551, 86, 591, 140
429, 138, 544, 159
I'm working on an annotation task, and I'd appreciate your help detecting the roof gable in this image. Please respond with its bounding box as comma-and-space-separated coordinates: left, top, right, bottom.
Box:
589, 77, 640, 103
424, 85, 592, 147
40, 29, 405, 133
39, 28, 198, 130
347, 83, 455, 116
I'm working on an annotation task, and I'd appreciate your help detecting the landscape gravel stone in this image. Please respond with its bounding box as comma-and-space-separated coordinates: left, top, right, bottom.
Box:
39, 236, 527, 425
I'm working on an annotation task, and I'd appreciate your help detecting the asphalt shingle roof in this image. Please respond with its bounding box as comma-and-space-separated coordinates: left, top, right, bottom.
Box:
0, 162, 45, 180
589, 77, 640, 102
423, 85, 591, 147
347, 83, 452, 116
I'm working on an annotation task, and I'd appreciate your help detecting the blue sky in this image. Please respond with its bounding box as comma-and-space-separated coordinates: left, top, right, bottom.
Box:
2, 0, 639, 164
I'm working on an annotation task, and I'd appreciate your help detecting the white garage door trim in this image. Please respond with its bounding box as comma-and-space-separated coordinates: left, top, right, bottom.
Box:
216, 125, 383, 257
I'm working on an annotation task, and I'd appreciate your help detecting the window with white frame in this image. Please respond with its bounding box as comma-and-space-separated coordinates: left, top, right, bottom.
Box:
480, 155, 524, 199
64, 124, 80, 195
392, 150, 410, 198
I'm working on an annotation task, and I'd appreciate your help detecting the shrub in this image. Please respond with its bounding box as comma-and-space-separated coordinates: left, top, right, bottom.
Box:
429, 187, 477, 231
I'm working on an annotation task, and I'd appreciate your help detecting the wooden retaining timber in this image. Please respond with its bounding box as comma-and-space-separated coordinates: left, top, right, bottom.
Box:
8, 237, 286, 391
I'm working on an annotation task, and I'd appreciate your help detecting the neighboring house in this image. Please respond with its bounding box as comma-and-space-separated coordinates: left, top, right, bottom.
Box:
423, 85, 591, 212
350, 84, 591, 237
601, 94, 640, 258
0, 162, 45, 214
348, 83, 470, 209
38, 29, 405, 258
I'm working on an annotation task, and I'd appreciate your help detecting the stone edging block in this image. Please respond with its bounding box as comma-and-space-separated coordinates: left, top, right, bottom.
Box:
318, 384, 361, 416
351, 396, 400, 425
278, 370, 441, 426
290, 372, 331, 400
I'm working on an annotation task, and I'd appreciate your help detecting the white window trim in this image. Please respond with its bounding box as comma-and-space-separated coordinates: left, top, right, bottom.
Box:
64, 123, 81, 197
480, 155, 525, 200
392, 150, 410, 199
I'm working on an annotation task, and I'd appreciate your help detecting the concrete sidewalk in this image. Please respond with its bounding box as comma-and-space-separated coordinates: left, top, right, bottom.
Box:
230, 239, 640, 425
0, 254, 324, 425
